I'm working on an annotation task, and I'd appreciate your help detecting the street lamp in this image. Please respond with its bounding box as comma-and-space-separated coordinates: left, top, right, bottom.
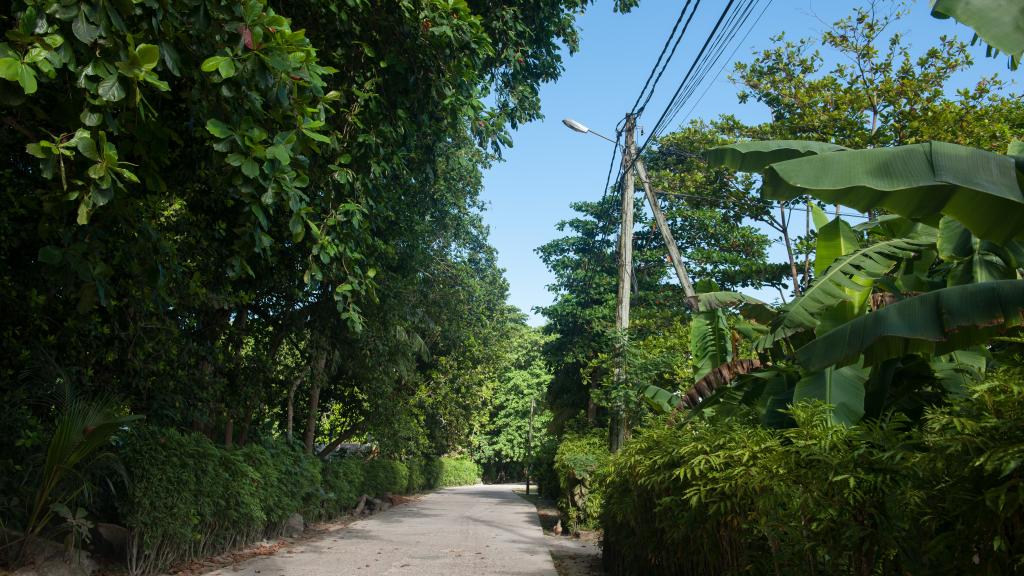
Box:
562, 117, 619, 146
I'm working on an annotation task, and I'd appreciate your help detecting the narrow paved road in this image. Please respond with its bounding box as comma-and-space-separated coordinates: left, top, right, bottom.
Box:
207, 484, 557, 576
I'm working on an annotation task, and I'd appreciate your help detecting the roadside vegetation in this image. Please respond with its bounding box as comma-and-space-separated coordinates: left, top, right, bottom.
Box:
0, 0, 615, 573
537, 2, 1024, 574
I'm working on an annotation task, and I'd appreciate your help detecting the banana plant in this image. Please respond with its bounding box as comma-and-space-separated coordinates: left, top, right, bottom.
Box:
645, 138, 1024, 427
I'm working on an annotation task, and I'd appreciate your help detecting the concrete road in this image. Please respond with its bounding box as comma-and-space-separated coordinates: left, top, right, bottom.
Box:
207, 484, 557, 576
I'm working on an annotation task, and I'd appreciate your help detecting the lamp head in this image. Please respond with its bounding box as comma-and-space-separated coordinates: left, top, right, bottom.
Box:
561, 118, 590, 134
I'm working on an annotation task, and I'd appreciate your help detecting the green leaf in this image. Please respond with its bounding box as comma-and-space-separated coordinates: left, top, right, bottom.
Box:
76, 136, 98, 161
241, 158, 259, 178
815, 217, 861, 277
135, 44, 160, 70
200, 56, 230, 73
695, 291, 777, 324
930, 348, 987, 395
72, 11, 100, 45
810, 203, 830, 230
266, 144, 291, 165
762, 141, 1024, 244
642, 385, 681, 414
795, 280, 1024, 371
217, 58, 236, 79
289, 212, 305, 242
25, 142, 46, 158
764, 234, 935, 348
690, 309, 733, 383
0, 58, 19, 81
205, 119, 232, 138
17, 64, 36, 94
80, 109, 103, 127
302, 128, 332, 143
793, 362, 870, 426
931, 0, 1023, 69
97, 75, 125, 101
705, 140, 850, 173
38, 246, 62, 265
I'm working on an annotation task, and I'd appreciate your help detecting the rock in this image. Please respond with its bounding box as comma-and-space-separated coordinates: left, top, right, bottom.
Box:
12, 537, 97, 576
368, 497, 383, 510
283, 513, 305, 538
93, 522, 128, 558
378, 501, 391, 512
354, 495, 368, 516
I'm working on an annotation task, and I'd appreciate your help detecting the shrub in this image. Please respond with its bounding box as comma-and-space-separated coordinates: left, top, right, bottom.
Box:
116, 427, 470, 575
602, 375, 1024, 576
118, 427, 275, 576
531, 436, 559, 499
436, 456, 481, 487
362, 458, 410, 496
321, 456, 366, 517
553, 431, 610, 532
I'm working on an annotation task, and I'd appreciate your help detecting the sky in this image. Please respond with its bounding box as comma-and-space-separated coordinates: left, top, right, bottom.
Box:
480, 0, 1013, 326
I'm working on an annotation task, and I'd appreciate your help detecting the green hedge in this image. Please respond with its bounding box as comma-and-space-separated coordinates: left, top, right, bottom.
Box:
602, 376, 1024, 576
118, 427, 317, 576
117, 429, 480, 575
436, 456, 481, 487
553, 431, 610, 532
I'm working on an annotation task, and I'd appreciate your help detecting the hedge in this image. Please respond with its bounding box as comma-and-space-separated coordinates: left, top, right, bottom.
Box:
602, 375, 1024, 576
553, 430, 610, 533
436, 456, 481, 487
116, 428, 477, 575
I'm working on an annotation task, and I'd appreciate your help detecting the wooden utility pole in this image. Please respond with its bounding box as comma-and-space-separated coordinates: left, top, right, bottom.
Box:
634, 158, 698, 306
610, 114, 637, 453
525, 397, 535, 495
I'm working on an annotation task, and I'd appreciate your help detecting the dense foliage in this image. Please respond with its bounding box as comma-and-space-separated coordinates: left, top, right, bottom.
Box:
118, 426, 479, 575
0, 0, 628, 567
534, 3, 1024, 573
552, 430, 610, 533
470, 323, 553, 482
603, 371, 1024, 575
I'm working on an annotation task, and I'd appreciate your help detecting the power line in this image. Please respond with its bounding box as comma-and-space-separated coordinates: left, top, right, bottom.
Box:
624, 0, 740, 179
661, 0, 758, 129
677, 0, 773, 125
630, 0, 700, 117
651, 0, 757, 142
660, 0, 763, 131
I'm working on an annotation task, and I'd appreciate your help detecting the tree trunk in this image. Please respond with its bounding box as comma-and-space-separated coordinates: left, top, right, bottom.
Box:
586, 370, 598, 425
287, 376, 302, 441
224, 417, 233, 448
780, 204, 801, 297
239, 406, 254, 447
802, 201, 812, 291
303, 349, 327, 454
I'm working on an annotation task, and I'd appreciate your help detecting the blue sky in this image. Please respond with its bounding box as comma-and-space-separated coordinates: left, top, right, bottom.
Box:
480, 0, 1013, 325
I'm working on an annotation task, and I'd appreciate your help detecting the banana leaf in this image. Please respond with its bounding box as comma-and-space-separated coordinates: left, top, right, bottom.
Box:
704, 140, 849, 173
762, 141, 1024, 244
761, 234, 936, 349
931, 0, 1023, 69
642, 384, 681, 413
796, 280, 1024, 371
690, 309, 733, 382
793, 361, 871, 426
695, 291, 777, 324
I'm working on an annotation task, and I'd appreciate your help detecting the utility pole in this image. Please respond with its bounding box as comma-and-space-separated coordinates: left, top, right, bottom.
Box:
525, 397, 535, 495
610, 114, 636, 454
634, 158, 698, 306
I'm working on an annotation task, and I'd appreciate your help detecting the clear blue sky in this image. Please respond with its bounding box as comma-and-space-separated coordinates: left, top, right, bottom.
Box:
480, 0, 1013, 325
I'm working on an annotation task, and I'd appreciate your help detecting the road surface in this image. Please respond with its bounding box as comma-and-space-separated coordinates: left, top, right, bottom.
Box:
206, 484, 557, 576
